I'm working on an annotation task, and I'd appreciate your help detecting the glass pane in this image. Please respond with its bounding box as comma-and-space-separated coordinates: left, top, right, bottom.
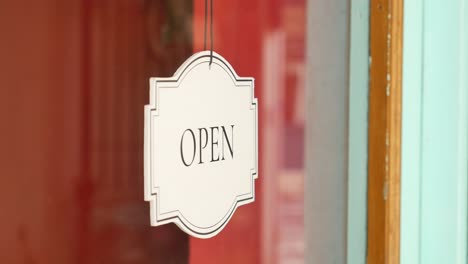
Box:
0, 0, 307, 263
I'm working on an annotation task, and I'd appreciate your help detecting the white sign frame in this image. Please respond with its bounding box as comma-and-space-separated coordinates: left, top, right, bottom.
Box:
144, 51, 258, 238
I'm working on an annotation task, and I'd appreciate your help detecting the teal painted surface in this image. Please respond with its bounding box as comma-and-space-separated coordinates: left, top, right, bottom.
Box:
401, 0, 424, 263
347, 0, 369, 263
401, 1, 468, 263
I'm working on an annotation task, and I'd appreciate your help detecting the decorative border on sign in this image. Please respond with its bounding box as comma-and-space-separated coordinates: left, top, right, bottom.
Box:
144, 51, 258, 238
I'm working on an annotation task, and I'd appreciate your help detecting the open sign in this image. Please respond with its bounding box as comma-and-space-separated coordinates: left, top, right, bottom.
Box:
144, 51, 258, 238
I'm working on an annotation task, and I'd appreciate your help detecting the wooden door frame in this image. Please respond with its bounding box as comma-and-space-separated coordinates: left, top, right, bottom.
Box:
367, 0, 403, 263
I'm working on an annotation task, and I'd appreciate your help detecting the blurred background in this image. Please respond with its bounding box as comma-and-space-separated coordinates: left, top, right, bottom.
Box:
0, 0, 306, 263
1, 1, 467, 264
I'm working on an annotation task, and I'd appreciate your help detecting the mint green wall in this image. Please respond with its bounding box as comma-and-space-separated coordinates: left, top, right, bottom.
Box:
401, 1, 468, 264
347, 0, 369, 264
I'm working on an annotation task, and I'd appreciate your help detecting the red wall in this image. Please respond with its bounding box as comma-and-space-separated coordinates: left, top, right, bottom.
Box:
0, 1, 191, 263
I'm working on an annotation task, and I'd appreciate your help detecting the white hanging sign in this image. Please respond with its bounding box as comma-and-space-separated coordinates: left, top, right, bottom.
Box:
144, 51, 258, 238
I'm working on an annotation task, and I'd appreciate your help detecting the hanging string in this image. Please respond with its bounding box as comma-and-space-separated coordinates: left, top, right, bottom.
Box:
203, 0, 207, 51
210, 0, 213, 66
204, 0, 214, 66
